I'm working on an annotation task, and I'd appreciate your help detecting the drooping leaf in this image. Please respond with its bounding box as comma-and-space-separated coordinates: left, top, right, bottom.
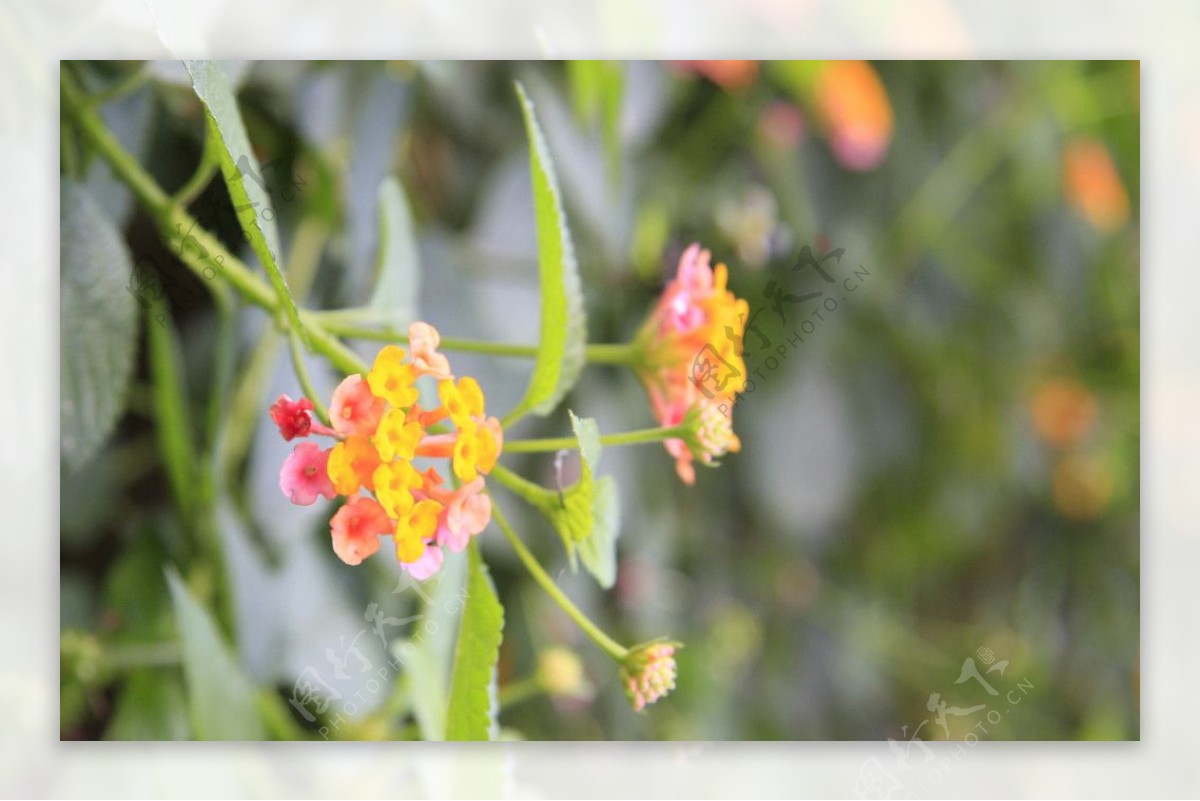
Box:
569, 410, 601, 469
576, 476, 620, 589
529, 412, 621, 588
367, 176, 421, 327
184, 60, 303, 337
505, 82, 587, 423
60, 181, 139, 471
165, 569, 265, 740
445, 542, 505, 741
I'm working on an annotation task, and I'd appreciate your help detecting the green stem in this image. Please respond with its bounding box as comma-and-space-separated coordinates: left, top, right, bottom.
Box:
503, 424, 688, 454
498, 674, 544, 709
583, 342, 640, 365
490, 503, 628, 662
88, 65, 150, 107
100, 641, 181, 670
313, 312, 639, 365
63, 70, 368, 377
172, 148, 219, 208
288, 331, 332, 425
489, 463, 556, 507
205, 293, 237, 457
316, 317, 541, 357
63, 70, 276, 309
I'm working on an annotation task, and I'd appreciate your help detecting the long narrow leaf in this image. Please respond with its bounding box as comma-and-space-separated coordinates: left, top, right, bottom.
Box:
505, 83, 587, 423
184, 60, 305, 340
445, 543, 504, 741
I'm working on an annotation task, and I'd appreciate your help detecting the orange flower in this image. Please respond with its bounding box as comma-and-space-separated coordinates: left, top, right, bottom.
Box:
326, 434, 382, 495
1063, 137, 1130, 233
813, 60, 893, 171
330, 496, 392, 566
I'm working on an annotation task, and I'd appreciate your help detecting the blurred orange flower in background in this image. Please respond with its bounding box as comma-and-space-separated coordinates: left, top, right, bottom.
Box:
1063, 137, 1130, 233
813, 60, 893, 171
1030, 377, 1098, 448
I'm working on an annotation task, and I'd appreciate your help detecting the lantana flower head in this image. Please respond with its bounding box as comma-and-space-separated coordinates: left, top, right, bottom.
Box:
634, 243, 748, 484
269, 322, 502, 580
620, 641, 680, 712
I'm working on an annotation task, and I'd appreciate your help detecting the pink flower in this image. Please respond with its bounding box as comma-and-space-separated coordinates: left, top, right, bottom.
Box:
408, 322, 453, 380
269, 394, 314, 440
280, 442, 336, 505
329, 496, 392, 566
329, 374, 387, 437
402, 543, 444, 580
661, 244, 715, 332
434, 478, 492, 553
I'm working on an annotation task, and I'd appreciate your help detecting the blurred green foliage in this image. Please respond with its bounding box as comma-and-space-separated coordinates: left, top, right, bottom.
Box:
60, 60, 1138, 741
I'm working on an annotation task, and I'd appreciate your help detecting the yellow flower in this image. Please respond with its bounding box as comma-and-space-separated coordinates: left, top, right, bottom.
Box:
326, 434, 382, 495
395, 499, 443, 563
367, 344, 419, 409
452, 418, 501, 483
438, 376, 485, 427
373, 407, 424, 462
372, 460, 424, 519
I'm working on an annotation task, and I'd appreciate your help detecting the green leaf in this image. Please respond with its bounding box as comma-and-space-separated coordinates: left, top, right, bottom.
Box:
146, 304, 199, 520
60, 180, 138, 471
505, 82, 587, 423
165, 568, 265, 740
106, 670, 190, 740
184, 60, 304, 339
402, 549, 468, 741
576, 476, 620, 589
368, 176, 421, 327
102, 533, 175, 646
529, 412, 621, 588
445, 542, 505, 741
566, 60, 624, 184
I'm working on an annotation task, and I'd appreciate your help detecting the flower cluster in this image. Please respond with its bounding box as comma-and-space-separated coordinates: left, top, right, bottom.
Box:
620, 642, 679, 712
271, 322, 502, 580
634, 243, 749, 484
